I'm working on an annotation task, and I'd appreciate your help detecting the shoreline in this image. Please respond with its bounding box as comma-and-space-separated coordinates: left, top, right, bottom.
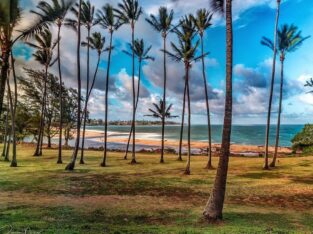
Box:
62, 129, 293, 155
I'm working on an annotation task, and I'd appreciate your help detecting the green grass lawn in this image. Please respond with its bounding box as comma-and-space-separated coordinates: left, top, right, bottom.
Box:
0, 144, 312, 234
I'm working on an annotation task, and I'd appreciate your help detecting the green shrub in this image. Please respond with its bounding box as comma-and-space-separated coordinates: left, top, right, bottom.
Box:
291, 124, 313, 152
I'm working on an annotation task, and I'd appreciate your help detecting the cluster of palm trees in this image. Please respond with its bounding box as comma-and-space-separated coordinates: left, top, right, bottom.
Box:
0, 0, 310, 222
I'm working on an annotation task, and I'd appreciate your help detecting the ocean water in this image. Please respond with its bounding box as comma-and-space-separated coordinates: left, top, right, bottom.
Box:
86, 124, 304, 147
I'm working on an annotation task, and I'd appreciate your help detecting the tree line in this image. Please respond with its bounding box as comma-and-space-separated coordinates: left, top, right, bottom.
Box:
0, 0, 310, 221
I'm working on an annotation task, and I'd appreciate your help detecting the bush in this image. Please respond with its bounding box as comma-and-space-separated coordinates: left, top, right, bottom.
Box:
291, 124, 313, 152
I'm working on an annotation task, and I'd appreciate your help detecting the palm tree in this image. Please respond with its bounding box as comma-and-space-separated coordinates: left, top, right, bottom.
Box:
146, 6, 174, 163
145, 99, 178, 120
65, 0, 82, 171
203, 0, 233, 221
6, 53, 18, 167
25, 29, 57, 157
164, 15, 203, 175
305, 78, 313, 90
263, 0, 281, 170
192, 9, 214, 169
22, 0, 74, 164
96, 4, 122, 167
82, 32, 106, 102
261, 24, 309, 168
123, 39, 154, 161
67, 0, 97, 164
0, 0, 21, 117
115, 0, 142, 164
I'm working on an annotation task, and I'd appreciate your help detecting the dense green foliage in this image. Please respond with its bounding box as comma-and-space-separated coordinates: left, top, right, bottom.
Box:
292, 124, 313, 152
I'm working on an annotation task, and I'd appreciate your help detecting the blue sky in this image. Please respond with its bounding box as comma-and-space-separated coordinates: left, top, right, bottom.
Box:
15, 0, 313, 124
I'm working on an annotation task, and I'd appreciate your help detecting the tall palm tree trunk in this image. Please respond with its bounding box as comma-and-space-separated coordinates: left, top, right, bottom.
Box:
7, 80, 16, 167
57, 25, 63, 164
271, 57, 284, 167
264, 0, 281, 170
101, 32, 113, 167
203, 0, 233, 220
34, 66, 48, 156
2, 94, 9, 158
4, 127, 11, 162
178, 77, 188, 161
184, 64, 191, 175
124, 59, 142, 160
65, 0, 82, 171
201, 36, 213, 170
0, 49, 10, 117
130, 24, 137, 164
7, 54, 18, 167
160, 36, 167, 163
80, 28, 91, 164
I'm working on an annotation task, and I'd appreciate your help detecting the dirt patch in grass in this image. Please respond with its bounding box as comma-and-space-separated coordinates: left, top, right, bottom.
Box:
229, 190, 313, 210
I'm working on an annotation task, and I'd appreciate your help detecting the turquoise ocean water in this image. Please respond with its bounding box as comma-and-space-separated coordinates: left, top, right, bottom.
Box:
86, 124, 304, 147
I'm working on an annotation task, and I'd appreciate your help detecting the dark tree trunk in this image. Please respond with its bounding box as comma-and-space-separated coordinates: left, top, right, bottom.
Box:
200, 35, 213, 170
101, 32, 113, 167
34, 65, 48, 156
57, 24, 63, 164
80, 27, 91, 165
0, 47, 10, 117
264, 0, 281, 170
203, 0, 233, 221
65, 0, 82, 171
160, 36, 167, 163
64, 127, 70, 147
130, 24, 137, 164
178, 77, 188, 161
5, 128, 11, 162
8, 53, 18, 167
124, 58, 142, 160
184, 64, 191, 175
47, 119, 52, 148
2, 94, 9, 158
271, 57, 284, 167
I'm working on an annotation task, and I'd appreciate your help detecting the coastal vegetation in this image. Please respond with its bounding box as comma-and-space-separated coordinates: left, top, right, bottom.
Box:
0, 0, 312, 229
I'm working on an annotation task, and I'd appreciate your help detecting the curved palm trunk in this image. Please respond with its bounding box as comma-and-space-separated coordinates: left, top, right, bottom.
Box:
124, 59, 142, 160
130, 24, 137, 164
80, 28, 91, 164
178, 78, 188, 161
200, 36, 213, 170
203, 0, 233, 221
160, 36, 167, 163
184, 64, 191, 175
65, 0, 82, 171
101, 32, 114, 167
271, 57, 284, 167
264, 0, 281, 170
34, 65, 48, 157
57, 25, 63, 164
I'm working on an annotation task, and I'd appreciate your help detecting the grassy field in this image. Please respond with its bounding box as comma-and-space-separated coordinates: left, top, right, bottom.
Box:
0, 144, 312, 234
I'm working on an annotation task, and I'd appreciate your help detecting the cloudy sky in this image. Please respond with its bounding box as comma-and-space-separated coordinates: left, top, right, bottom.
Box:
14, 0, 313, 125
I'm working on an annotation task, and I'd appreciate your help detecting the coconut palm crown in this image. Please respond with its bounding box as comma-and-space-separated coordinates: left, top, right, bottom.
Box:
114, 0, 142, 27
261, 24, 310, 59
123, 39, 155, 62
21, 0, 74, 39
146, 99, 178, 119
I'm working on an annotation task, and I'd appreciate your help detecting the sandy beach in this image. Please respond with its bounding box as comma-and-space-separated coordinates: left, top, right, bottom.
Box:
80, 129, 292, 155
